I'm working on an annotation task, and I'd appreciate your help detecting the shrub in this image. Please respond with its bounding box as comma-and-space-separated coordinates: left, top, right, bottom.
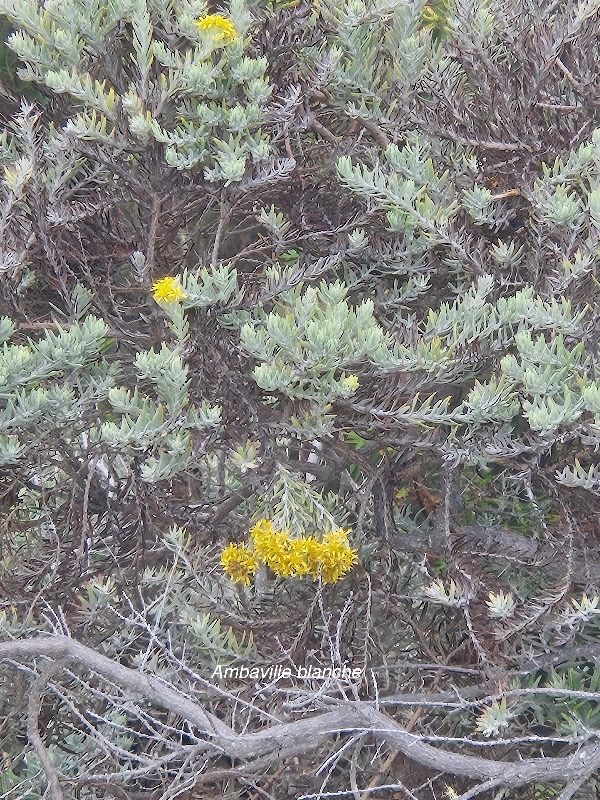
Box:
1, 0, 600, 798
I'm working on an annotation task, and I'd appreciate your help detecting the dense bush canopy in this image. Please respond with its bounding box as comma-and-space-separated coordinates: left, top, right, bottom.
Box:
1, 0, 600, 798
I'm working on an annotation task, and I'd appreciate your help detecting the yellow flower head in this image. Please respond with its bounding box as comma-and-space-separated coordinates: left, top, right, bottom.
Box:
342, 374, 359, 391
322, 527, 352, 545
196, 14, 238, 45
267, 538, 302, 578
220, 543, 257, 586
250, 518, 276, 538
151, 277, 187, 303
250, 519, 281, 563
318, 529, 358, 584
236, 519, 358, 584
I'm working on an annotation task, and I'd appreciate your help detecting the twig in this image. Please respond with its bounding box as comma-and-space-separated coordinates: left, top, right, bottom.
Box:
147, 192, 162, 275
309, 115, 340, 145
418, 123, 532, 153
27, 657, 72, 800
356, 117, 389, 148
557, 772, 594, 800
297, 787, 425, 800
454, 776, 508, 800
555, 58, 585, 92
211, 197, 231, 267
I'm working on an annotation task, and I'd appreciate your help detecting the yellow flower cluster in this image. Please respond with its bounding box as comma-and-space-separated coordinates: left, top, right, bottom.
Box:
195, 14, 238, 45
220, 543, 258, 586
221, 519, 358, 586
151, 276, 187, 303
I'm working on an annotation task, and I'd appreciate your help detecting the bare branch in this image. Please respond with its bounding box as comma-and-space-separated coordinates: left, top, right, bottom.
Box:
4, 636, 600, 790
27, 657, 71, 800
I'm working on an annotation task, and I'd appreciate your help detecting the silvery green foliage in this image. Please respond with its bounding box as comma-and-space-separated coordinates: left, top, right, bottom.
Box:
556, 459, 600, 491
255, 465, 338, 535
311, 0, 600, 160
315, 0, 435, 123
96, 343, 221, 482
0, 0, 287, 299
240, 279, 386, 401
235, 254, 593, 468
332, 126, 600, 484
338, 137, 459, 247
485, 590, 516, 620
0, 0, 271, 176
422, 578, 464, 606
181, 263, 243, 307
475, 698, 513, 738
0, 304, 220, 480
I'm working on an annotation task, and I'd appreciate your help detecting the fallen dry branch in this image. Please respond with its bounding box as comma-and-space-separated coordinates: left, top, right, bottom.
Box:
3, 635, 600, 794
